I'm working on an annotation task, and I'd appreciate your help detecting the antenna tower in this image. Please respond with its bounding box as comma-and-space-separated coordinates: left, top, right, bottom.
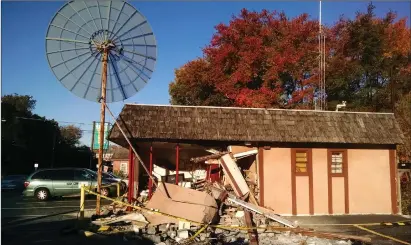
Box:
318, 0, 326, 110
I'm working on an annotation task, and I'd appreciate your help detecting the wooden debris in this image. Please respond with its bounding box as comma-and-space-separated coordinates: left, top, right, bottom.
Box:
190, 151, 229, 163
244, 210, 259, 245
220, 154, 250, 197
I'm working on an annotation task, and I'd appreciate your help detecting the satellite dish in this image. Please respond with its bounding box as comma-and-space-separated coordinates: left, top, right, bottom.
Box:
45, 0, 157, 214
45, 0, 157, 103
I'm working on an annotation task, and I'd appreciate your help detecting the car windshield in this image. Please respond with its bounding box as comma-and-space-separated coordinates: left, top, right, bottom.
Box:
107, 172, 120, 178
102, 172, 112, 178
84, 169, 112, 179
84, 169, 97, 178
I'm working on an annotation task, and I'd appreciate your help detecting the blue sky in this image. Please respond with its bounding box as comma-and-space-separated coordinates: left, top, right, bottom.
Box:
2, 1, 410, 146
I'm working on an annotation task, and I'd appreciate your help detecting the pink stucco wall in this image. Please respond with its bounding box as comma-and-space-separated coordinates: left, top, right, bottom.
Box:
296, 177, 310, 214
332, 178, 346, 214
234, 146, 393, 215
230, 146, 256, 154
312, 149, 329, 214
348, 149, 392, 214
263, 148, 293, 215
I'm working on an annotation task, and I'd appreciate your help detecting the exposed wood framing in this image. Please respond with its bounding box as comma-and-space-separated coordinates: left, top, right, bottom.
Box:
190, 151, 229, 163
244, 211, 259, 245
176, 144, 180, 185
148, 143, 153, 199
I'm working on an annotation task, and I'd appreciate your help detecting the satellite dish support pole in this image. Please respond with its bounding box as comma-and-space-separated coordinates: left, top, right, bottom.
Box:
96, 48, 109, 215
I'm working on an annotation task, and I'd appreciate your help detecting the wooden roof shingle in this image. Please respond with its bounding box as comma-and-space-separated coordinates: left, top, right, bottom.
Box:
108, 104, 404, 146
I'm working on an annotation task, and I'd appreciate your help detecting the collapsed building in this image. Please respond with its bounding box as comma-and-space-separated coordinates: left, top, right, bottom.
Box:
108, 104, 404, 216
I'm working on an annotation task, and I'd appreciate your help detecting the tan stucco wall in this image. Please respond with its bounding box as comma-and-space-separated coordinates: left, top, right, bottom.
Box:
263, 148, 292, 214
296, 177, 310, 214
312, 149, 329, 214
348, 149, 391, 214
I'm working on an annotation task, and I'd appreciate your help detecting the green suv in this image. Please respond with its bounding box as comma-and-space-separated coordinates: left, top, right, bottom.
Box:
23, 168, 118, 201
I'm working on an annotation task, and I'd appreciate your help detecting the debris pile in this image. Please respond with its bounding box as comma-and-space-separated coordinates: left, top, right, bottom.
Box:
89, 150, 371, 245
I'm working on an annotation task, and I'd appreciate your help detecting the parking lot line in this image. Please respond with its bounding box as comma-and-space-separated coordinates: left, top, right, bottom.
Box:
2, 206, 79, 210
354, 225, 411, 245
15, 200, 97, 205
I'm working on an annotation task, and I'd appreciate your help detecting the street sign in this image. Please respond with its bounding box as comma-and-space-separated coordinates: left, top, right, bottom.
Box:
92, 122, 110, 150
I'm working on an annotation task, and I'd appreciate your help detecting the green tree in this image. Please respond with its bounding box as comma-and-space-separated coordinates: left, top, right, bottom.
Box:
1, 93, 36, 116
327, 3, 410, 111
1, 93, 92, 174
59, 125, 83, 146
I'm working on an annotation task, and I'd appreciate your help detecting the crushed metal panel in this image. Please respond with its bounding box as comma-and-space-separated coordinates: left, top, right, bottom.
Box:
144, 182, 218, 225
220, 154, 250, 197
210, 184, 296, 228
227, 194, 296, 228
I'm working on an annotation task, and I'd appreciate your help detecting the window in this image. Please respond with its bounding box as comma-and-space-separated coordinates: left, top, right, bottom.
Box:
51, 170, 74, 181
74, 170, 94, 181
295, 151, 308, 173
120, 162, 128, 174
331, 152, 343, 174
32, 170, 53, 180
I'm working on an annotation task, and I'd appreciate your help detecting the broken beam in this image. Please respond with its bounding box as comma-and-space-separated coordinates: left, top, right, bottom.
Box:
190, 151, 229, 163
244, 211, 259, 245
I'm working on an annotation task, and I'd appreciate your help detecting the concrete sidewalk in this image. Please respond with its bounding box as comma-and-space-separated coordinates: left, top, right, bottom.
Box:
284, 215, 411, 245
285, 214, 409, 226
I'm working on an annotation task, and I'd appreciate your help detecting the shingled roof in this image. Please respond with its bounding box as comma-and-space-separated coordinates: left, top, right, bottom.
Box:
108, 104, 404, 146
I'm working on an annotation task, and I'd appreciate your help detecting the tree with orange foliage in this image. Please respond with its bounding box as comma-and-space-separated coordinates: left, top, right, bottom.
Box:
170, 9, 320, 108
169, 58, 232, 106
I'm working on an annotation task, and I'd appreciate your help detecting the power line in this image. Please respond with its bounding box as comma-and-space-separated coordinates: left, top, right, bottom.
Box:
12, 117, 107, 127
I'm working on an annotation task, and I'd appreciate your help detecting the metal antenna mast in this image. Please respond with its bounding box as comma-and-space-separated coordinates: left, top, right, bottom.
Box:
318, 0, 327, 110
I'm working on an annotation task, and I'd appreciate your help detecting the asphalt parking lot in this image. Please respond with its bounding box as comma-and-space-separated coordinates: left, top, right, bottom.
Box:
1, 191, 111, 224
2, 190, 411, 245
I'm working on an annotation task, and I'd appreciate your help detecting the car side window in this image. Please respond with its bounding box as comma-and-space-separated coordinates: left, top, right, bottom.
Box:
52, 170, 74, 181
74, 170, 94, 181
32, 170, 52, 180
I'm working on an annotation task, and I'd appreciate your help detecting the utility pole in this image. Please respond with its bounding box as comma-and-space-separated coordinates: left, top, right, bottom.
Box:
96, 48, 109, 215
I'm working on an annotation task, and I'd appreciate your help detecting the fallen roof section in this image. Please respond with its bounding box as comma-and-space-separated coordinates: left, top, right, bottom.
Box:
108, 104, 404, 146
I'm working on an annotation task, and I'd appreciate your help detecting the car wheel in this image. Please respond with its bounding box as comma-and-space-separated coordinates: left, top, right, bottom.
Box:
101, 187, 110, 197
35, 188, 50, 201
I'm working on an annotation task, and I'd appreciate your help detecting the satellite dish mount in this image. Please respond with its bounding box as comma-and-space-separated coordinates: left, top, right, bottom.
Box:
46, 1, 157, 214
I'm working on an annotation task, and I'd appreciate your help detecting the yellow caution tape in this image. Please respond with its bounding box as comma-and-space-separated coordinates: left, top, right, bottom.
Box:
97, 226, 111, 232
185, 223, 210, 243
83, 188, 411, 232
354, 225, 411, 245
